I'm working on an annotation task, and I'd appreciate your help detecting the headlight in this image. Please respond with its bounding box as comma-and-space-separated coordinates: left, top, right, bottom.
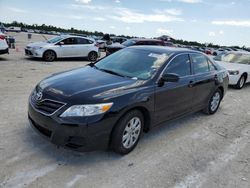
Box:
33, 46, 43, 50
228, 70, 239, 75
60, 103, 113, 117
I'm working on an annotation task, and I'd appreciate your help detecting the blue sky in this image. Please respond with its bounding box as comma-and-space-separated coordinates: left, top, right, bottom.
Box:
1, 0, 250, 46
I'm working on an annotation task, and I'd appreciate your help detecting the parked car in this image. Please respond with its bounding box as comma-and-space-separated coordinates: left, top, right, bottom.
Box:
7, 26, 21, 32
106, 38, 165, 55
28, 46, 228, 155
0, 32, 8, 55
215, 52, 250, 89
25, 35, 100, 61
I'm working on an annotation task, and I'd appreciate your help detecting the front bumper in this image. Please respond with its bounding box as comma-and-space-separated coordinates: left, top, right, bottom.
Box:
25, 48, 43, 58
28, 100, 117, 152
0, 48, 9, 55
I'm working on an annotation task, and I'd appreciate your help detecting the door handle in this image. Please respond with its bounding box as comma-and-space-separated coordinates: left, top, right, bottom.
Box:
188, 80, 194, 88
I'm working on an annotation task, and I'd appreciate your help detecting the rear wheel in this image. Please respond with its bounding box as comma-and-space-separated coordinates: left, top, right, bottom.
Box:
88, 51, 98, 62
203, 89, 222, 115
234, 75, 246, 89
111, 110, 144, 155
43, 50, 56, 62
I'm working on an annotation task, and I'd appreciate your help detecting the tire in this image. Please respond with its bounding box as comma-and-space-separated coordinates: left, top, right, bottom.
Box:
43, 50, 56, 62
111, 110, 144, 155
88, 51, 98, 62
234, 75, 246, 89
203, 89, 222, 115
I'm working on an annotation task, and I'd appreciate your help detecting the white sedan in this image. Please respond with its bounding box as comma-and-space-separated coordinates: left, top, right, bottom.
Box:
25, 35, 100, 62
215, 52, 250, 89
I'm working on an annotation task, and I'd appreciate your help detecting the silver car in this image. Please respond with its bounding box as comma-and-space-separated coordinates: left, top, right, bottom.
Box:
25, 35, 100, 62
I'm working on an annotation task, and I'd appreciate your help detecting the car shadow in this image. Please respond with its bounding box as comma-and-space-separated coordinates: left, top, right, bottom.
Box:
23, 57, 92, 62
24, 110, 206, 166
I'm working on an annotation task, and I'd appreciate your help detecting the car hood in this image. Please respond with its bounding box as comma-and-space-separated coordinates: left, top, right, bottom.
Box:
215, 61, 249, 71
27, 41, 49, 48
38, 66, 141, 102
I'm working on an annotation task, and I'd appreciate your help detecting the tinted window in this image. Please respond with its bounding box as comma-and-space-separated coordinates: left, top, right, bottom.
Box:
165, 54, 191, 77
62, 38, 77, 45
76, 38, 93, 44
191, 54, 209, 74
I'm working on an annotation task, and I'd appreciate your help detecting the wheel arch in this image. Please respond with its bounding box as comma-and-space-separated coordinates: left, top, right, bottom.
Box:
43, 49, 57, 59
242, 72, 248, 80
108, 105, 151, 146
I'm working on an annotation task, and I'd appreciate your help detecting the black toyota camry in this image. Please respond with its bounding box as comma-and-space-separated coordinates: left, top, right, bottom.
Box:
28, 46, 229, 155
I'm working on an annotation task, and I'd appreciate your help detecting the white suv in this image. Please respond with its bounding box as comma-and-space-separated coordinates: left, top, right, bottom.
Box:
0, 32, 9, 55
25, 35, 100, 62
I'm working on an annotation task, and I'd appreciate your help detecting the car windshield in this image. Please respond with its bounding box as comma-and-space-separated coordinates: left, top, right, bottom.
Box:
47, 36, 63, 43
95, 48, 170, 80
122, 40, 136, 47
218, 53, 250, 64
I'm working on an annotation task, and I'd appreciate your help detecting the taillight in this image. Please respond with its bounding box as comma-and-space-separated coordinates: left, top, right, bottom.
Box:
95, 43, 100, 48
0, 35, 5, 40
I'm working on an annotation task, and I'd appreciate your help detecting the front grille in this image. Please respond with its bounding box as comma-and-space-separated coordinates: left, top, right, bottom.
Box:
29, 116, 52, 138
31, 96, 65, 115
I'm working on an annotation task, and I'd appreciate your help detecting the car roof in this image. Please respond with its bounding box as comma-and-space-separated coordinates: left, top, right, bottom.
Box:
127, 45, 200, 55
129, 38, 163, 42
59, 35, 94, 41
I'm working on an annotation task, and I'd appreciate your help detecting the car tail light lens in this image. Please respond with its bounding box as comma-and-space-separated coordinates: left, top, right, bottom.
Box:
0, 35, 5, 40
95, 43, 100, 48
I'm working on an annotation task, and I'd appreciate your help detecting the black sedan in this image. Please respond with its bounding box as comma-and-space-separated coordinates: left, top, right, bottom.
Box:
106, 38, 165, 55
28, 46, 229, 155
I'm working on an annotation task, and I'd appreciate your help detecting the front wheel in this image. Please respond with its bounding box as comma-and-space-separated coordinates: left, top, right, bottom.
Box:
111, 110, 144, 155
43, 50, 56, 62
88, 51, 98, 62
234, 75, 246, 89
203, 89, 222, 115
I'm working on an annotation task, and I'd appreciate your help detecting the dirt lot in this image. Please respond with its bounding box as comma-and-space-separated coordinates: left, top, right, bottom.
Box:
0, 33, 250, 188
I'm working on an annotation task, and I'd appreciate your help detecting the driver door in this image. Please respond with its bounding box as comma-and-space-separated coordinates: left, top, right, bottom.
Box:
154, 54, 196, 124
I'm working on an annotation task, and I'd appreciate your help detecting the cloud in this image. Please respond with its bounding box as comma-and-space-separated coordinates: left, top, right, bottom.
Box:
153, 8, 182, 16
212, 20, 250, 27
156, 28, 173, 36
93, 17, 106, 21
110, 8, 183, 23
159, 0, 202, 3
7, 7, 27, 13
75, 0, 92, 4
115, 0, 121, 3
178, 0, 202, 3
208, 31, 216, 37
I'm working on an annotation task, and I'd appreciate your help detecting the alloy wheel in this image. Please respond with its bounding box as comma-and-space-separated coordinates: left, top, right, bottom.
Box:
210, 92, 221, 112
122, 117, 141, 149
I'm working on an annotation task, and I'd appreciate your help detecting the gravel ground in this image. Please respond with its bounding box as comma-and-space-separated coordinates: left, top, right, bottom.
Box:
0, 33, 249, 188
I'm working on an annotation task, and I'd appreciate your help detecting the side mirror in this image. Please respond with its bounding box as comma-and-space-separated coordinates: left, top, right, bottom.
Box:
161, 73, 180, 83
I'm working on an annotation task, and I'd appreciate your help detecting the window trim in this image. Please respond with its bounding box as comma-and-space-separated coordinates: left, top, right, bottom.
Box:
164, 54, 192, 77
157, 52, 200, 83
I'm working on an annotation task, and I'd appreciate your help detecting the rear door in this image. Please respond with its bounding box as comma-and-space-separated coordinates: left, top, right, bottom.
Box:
154, 54, 196, 124
190, 53, 218, 109
75, 38, 94, 57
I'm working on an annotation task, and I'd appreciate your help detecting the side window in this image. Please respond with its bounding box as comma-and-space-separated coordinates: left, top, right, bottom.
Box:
165, 54, 191, 77
208, 60, 217, 71
76, 38, 92, 45
191, 54, 209, 74
62, 38, 77, 45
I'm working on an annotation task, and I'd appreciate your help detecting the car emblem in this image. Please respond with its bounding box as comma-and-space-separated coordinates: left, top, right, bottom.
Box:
35, 91, 43, 101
